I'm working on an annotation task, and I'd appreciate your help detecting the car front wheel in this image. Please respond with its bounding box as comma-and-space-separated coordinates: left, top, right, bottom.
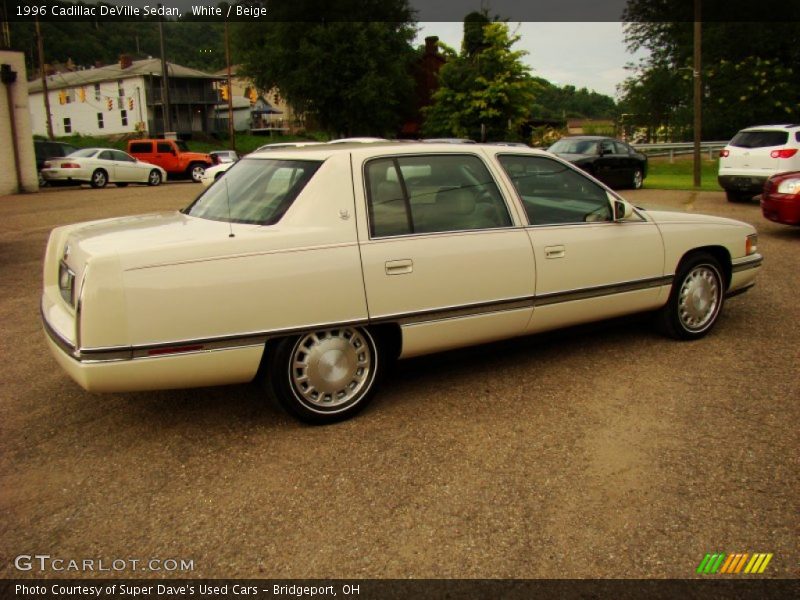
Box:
189, 163, 205, 183
266, 327, 382, 424
631, 168, 644, 189
90, 169, 107, 188
657, 252, 725, 340
148, 170, 162, 186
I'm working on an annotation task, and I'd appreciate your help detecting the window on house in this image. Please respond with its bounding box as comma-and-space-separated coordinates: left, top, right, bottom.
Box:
121, 110, 128, 126
63, 118, 72, 134
97, 113, 104, 129
118, 79, 125, 97
94, 84, 101, 101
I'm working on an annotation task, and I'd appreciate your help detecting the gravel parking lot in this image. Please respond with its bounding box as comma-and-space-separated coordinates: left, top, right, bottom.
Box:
1, 182, 797, 579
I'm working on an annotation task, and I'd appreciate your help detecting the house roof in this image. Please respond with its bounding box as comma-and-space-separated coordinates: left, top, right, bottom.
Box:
28, 58, 222, 93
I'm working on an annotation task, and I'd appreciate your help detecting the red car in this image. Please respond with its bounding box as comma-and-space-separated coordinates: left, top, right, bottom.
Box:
762, 172, 800, 225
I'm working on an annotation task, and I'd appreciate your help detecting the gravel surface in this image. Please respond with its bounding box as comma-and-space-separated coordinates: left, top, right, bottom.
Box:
1, 183, 797, 579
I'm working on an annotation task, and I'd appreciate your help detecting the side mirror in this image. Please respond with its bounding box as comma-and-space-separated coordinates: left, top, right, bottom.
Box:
614, 199, 634, 221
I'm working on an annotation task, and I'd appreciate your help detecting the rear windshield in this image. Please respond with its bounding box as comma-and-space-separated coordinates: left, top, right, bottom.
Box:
69, 149, 99, 157
730, 130, 788, 148
184, 158, 322, 225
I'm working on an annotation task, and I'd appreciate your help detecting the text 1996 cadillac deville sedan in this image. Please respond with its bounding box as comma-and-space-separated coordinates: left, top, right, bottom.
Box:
42, 143, 762, 423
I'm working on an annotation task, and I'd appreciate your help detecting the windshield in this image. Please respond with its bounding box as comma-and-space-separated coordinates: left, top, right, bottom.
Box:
69, 148, 99, 158
175, 140, 190, 152
184, 158, 322, 225
549, 140, 598, 155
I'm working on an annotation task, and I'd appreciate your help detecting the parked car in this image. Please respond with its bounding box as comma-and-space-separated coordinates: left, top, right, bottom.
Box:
41, 148, 166, 188
200, 162, 233, 187
548, 136, 648, 189
761, 171, 800, 225
718, 124, 800, 202
209, 150, 240, 165
127, 139, 212, 183
42, 143, 761, 424
34, 140, 78, 186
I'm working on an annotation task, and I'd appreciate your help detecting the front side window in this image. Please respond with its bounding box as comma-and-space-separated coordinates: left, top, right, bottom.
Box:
365, 154, 512, 237
185, 158, 322, 225
156, 142, 173, 153
498, 155, 611, 226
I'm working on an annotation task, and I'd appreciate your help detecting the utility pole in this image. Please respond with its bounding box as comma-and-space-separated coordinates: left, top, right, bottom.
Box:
35, 17, 54, 140
692, 0, 702, 188
158, 10, 172, 133
224, 21, 235, 150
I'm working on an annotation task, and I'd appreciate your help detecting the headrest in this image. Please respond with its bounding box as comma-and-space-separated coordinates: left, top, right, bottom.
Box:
435, 187, 475, 215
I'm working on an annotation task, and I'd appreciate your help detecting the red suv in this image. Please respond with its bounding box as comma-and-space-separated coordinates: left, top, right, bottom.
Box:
127, 139, 212, 183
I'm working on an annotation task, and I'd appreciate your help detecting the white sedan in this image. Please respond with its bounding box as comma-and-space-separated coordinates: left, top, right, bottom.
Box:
41, 148, 167, 188
199, 161, 233, 187
42, 143, 762, 424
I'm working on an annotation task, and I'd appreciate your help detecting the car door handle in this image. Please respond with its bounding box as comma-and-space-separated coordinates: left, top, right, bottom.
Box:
544, 245, 565, 259
385, 259, 413, 275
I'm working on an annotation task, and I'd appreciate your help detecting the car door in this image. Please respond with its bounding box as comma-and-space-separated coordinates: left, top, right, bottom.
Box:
495, 154, 666, 334
353, 152, 536, 358
96, 150, 117, 181
111, 150, 144, 182
156, 141, 178, 172
594, 139, 622, 186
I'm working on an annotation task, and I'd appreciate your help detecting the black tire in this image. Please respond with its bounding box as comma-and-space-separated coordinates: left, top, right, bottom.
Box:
90, 169, 108, 189
265, 327, 383, 424
188, 163, 205, 183
631, 168, 644, 189
148, 169, 162, 186
726, 190, 753, 203
116, 182, 129, 188
656, 252, 725, 340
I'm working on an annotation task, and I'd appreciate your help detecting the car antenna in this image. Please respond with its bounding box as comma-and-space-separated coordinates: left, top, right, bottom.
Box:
224, 176, 235, 238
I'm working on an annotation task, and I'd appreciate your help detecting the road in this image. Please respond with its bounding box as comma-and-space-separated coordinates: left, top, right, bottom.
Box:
1, 182, 797, 579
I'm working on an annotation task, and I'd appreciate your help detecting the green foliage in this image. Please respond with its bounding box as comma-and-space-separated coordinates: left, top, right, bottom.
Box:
423, 21, 539, 141
232, 1, 417, 137
619, 3, 800, 141
529, 78, 617, 120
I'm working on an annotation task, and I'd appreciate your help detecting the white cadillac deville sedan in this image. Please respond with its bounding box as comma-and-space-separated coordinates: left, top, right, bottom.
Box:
42, 143, 762, 423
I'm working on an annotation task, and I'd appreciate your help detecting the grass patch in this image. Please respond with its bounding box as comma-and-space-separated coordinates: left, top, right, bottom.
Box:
645, 156, 722, 191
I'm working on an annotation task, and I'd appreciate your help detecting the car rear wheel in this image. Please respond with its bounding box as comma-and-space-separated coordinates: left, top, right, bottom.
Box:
266, 327, 382, 424
148, 170, 162, 186
656, 252, 725, 340
631, 168, 644, 189
726, 190, 753, 203
188, 163, 205, 183
90, 169, 108, 189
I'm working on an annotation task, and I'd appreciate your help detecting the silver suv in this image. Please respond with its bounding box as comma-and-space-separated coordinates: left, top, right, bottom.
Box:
718, 124, 800, 202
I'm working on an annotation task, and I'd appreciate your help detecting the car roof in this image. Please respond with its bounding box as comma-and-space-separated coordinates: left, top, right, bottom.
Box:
246, 141, 546, 160
740, 124, 800, 131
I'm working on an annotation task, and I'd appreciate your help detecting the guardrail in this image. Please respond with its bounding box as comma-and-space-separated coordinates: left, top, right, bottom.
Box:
632, 141, 728, 161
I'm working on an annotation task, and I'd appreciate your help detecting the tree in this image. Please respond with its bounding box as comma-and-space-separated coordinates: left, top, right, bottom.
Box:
620, 2, 800, 140
232, 1, 417, 137
423, 18, 539, 141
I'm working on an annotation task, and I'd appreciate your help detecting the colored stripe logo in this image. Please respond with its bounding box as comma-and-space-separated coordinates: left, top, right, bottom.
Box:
696, 553, 773, 574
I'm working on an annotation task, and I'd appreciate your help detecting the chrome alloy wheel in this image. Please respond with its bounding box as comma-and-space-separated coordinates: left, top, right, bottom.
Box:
289, 328, 374, 410
677, 265, 720, 331
191, 165, 205, 182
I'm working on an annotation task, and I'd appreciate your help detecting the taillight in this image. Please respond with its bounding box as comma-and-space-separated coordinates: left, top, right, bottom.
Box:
60, 162, 81, 168
719, 149, 730, 158
43, 161, 51, 168
770, 149, 798, 159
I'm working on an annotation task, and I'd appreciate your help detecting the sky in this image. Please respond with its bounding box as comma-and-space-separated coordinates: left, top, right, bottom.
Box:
415, 22, 650, 99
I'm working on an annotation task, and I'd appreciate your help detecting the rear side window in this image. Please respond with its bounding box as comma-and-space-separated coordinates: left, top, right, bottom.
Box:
365, 154, 512, 237
185, 158, 322, 225
730, 130, 788, 148
129, 142, 152, 153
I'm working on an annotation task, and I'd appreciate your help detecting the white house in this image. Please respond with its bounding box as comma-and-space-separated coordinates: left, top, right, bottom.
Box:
28, 56, 223, 138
